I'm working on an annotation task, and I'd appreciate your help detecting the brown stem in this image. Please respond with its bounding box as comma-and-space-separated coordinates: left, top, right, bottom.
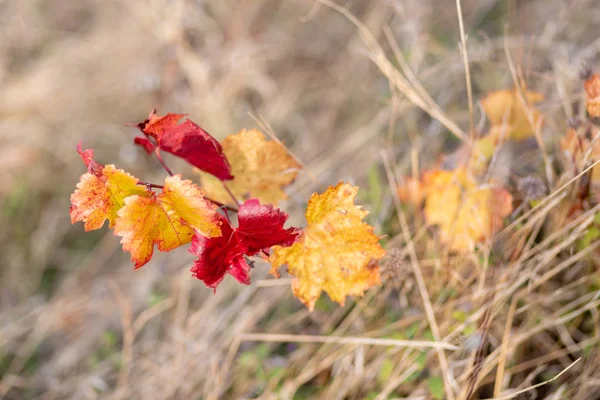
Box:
136, 182, 238, 212
222, 181, 240, 206
154, 148, 173, 176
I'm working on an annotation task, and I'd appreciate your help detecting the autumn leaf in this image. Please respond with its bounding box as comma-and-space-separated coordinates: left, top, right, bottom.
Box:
135, 110, 233, 180
268, 182, 385, 311
197, 129, 301, 205
423, 168, 512, 252
189, 199, 299, 289
70, 144, 149, 231
113, 175, 222, 268
584, 72, 600, 118
481, 88, 544, 140
397, 176, 424, 205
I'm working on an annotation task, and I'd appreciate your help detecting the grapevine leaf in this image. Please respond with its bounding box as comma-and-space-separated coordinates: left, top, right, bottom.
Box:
268, 182, 385, 311
113, 175, 222, 268
423, 168, 513, 252
135, 110, 233, 180
70, 144, 148, 231
197, 129, 301, 205
189, 199, 299, 289
481, 88, 543, 140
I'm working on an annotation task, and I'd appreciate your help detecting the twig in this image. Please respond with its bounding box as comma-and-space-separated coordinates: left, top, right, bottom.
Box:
238, 333, 458, 350
136, 182, 239, 212
154, 147, 174, 176
456, 0, 475, 136
221, 181, 240, 206
482, 358, 581, 400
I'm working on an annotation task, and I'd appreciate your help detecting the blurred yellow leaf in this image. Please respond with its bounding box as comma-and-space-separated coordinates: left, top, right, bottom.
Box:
269, 182, 385, 311
423, 168, 512, 252
197, 129, 301, 205
584, 73, 600, 118
481, 88, 544, 140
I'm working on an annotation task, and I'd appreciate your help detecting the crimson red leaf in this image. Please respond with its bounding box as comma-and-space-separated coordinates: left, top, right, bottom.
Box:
189, 199, 300, 289
134, 137, 155, 154
135, 110, 233, 180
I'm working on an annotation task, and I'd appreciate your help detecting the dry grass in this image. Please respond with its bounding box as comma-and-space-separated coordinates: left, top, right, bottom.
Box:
2, 0, 600, 399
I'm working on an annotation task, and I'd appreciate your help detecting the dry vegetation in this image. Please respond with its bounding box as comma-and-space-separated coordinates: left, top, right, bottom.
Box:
2, 0, 600, 399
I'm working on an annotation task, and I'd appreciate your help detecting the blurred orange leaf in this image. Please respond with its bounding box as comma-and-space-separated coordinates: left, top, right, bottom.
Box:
269, 182, 385, 311
423, 168, 512, 252
584, 73, 600, 118
114, 175, 222, 268
197, 129, 300, 205
481, 88, 544, 140
397, 176, 424, 205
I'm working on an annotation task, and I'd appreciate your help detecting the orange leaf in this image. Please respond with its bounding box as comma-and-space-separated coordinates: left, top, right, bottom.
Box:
197, 129, 300, 205
269, 182, 385, 311
397, 177, 424, 205
70, 165, 149, 231
481, 89, 543, 140
584, 73, 600, 118
113, 175, 222, 268
423, 168, 512, 252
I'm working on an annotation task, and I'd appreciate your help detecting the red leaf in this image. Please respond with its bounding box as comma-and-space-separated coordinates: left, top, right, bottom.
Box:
135, 110, 233, 180
77, 142, 104, 177
134, 137, 155, 154
189, 199, 300, 289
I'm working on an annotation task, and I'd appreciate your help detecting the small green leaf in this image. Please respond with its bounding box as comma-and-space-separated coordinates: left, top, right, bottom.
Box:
427, 376, 445, 400
378, 358, 394, 384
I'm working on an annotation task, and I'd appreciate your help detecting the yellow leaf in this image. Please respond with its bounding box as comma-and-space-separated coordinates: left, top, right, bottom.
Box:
269, 182, 385, 311
481, 89, 544, 140
70, 165, 149, 231
113, 175, 222, 268
423, 168, 512, 252
197, 129, 300, 205
584, 73, 600, 118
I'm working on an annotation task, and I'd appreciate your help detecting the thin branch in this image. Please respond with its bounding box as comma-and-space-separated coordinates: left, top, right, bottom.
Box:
136, 182, 239, 212
238, 333, 458, 350
221, 181, 240, 206
456, 0, 475, 136
483, 358, 581, 400
154, 147, 173, 176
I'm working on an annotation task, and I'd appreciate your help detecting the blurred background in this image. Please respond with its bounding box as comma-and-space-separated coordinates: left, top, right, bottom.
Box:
1, 0, 600, 399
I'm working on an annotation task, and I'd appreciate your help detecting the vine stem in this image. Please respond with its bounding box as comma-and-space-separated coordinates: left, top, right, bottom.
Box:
137, 182, 238, 212
154, 148, 173, 176
222, 181, 240, 206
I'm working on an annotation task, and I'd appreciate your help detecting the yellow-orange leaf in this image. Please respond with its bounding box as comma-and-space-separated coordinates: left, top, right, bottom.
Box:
113, 175, 222, 268
70, 165, 149, 231
269, 182, 385, 311
481, 89, 544, 140
397, 177, 424, 205
584, 73, 600, 118
197, 129, 300, 205
423, 168, 512, 252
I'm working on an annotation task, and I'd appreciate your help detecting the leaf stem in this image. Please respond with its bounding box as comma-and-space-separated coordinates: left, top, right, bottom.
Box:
222, 181, 240, 206
154, 148, 173, 176
136, 182, 238, 212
